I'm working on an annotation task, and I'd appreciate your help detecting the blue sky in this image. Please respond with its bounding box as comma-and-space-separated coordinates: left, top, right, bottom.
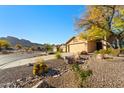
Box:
0, 5, 86, 44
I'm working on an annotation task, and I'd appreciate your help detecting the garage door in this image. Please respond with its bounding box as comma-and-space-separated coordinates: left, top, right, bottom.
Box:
69, 43, 87, 53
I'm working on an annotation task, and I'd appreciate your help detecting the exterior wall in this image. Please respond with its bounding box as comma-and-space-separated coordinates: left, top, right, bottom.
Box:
66, 35, 115, 54
66, 36, 105, 53
68, 42, 88, 54
53, 47, 57, 52
87, 41, 96, 52
66, 36, 89, 54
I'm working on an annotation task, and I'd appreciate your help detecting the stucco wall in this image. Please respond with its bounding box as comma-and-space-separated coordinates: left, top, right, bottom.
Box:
66, 36, 88, 53
66, 36, 97, 53
68, 42, 88, 53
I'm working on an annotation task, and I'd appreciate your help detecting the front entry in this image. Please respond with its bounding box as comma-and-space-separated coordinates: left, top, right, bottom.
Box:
96, 42, 103, 50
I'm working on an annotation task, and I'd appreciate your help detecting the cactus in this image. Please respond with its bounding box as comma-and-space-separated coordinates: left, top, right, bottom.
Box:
33, 58, 48, 76
33, 64, 40, 75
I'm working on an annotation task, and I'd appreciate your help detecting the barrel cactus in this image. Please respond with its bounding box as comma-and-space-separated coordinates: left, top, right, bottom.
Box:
33, 58, 48, 76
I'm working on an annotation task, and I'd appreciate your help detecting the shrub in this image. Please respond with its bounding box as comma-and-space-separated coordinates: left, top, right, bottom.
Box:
72, 64, 80, 72
72, 64, 93, 85
94, 48, 120, 56
80, 51, 88, 55
98, 48, 112, 55
30, 46, 36, 51
55, 52, 62, 59
33, 58, 48, 76
79, 69, 93, 81
0, 39, 10, 50
120, 48, 124, 54
111, 49, 120, 56
15, 44, 22, 50
94, 50, 99, 54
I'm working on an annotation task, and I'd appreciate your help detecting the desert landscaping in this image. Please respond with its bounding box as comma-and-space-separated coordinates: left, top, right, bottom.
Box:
0, 50, 124, 88
1, 5, 124, 88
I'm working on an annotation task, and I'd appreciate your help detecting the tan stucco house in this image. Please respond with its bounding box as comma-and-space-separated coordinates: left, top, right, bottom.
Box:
65, 36, 107, 54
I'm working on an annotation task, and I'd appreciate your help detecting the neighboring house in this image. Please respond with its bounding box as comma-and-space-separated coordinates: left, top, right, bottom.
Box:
53, 46, 57, 53
60, 44, 66, 52
65, 36, 108, 54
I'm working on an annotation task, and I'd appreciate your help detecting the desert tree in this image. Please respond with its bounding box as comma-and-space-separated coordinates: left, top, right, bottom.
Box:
44, 44, 53, 54
77, 5, 124, 49
15, 44, 22, 50
0, 39, 10, 50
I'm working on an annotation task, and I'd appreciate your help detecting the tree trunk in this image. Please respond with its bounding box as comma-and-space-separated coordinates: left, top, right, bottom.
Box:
102, 39, 114, 49
115, 37, 122, 49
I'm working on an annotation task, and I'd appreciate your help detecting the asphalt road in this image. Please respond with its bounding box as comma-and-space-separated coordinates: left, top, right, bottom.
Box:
0, 52, 72, 69
0, 52, 43, 66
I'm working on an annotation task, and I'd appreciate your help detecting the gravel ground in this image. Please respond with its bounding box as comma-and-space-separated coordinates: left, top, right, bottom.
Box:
82, 57, 124, 88
0, 58, 80, 88
1, 56, 124, 88
0, 59, 71, 87
45, 70, 79, 88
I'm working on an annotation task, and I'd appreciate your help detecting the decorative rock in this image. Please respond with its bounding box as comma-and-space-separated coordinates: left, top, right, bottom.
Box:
53, 74, 61, 78
17, 78, 23, 82
27, 63, 33, 67
32, 80, 49, 88
0, 82, 21, 88
26, 76, 34, 81
64, 56, 75, 64
96, 54, 104, 60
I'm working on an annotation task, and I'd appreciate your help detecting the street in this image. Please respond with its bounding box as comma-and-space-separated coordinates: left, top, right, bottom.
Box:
0, 52, 72, 69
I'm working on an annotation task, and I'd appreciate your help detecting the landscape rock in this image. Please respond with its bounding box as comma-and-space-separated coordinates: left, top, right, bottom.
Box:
17, 78, 23, 82
32, 80, 49, 88
53, 74, 61, 78
26, 76, 34, 81
0, 82, 22, 88
96, 54, 104, 60
27, 63, 33, 67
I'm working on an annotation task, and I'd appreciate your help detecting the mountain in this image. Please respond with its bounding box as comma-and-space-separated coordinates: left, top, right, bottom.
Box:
0, 36, 42, 47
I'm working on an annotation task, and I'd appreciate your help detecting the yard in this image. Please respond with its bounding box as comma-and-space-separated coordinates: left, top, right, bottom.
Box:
1, 54, 124, 88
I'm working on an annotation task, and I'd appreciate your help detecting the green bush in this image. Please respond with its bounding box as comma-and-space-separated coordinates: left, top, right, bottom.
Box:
94, 48, 120, 56
99, 48, 112, 54
72, 64, 80, 72
111, 49, 120, 56
120, 48, 124, 54
55, 52, 62, 59
79, 69, 93, 81
72, 64, 92, 83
